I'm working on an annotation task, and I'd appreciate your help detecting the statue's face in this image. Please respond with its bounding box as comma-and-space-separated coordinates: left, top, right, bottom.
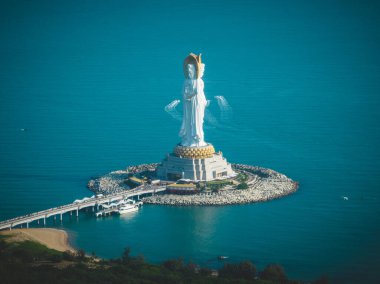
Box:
186, 64, 196, 79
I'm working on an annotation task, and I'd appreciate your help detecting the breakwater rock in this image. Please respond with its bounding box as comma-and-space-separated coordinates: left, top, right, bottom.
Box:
143, 164, 298, 206
87, 163, 158, 195
87, 163, 298, 206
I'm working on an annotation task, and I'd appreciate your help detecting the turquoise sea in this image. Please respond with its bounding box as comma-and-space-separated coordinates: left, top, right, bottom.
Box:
1, 0, 379, 282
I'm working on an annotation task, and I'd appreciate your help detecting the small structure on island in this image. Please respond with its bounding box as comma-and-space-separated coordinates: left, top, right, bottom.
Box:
156, 53, 236, 181
166, 181, 198, 195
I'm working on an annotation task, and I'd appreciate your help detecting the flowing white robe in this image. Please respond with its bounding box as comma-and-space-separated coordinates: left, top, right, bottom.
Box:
179, 77, 207, 147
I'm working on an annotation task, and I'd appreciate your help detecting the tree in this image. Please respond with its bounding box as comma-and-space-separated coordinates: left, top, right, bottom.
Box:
184, 261, 198, 274
219, 260, 256, 280
260, 264, 287, 282
121, 247, 131, 264
162, 257, 184, 271
238, 260, 257, 279
76, 249, 85, 260
237, 182, 249, 190
63, 250, 75, 261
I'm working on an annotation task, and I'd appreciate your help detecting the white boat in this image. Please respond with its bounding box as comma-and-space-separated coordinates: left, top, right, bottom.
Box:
118, 200, 143, 214
118, 204, 139, 214
218, 256, 229, 260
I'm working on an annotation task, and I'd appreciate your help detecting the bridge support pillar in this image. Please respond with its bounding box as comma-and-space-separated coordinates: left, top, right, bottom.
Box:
92, 206, 94, 212
76, 208, 79, 217
26, 222, 29, 229
43, 217, 46, 226
60, 213, 63, 222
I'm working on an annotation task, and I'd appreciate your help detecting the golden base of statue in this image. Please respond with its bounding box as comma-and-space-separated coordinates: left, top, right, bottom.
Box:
173, 144, 215, 159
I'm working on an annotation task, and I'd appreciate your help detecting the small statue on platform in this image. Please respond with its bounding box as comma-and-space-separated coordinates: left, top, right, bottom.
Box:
179, 53, 208, 147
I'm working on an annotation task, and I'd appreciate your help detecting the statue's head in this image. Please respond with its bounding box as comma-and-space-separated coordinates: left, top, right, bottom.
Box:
183, 53, 202, 79
186, 64, 196, 79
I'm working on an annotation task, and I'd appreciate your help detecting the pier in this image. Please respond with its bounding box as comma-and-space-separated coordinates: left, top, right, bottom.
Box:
0, 185, 166, 231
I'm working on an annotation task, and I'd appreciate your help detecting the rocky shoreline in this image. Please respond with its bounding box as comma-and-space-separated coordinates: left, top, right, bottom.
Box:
87, 163, 298, 206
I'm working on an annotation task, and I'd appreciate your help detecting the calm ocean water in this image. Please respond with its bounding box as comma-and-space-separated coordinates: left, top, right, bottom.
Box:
1, 0, 379, 282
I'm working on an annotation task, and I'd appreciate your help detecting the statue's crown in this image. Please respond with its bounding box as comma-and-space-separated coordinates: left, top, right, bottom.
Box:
183, 53, 202, 78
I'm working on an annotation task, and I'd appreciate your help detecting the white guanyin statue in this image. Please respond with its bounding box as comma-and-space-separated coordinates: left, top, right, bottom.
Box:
179, 53, 208, 147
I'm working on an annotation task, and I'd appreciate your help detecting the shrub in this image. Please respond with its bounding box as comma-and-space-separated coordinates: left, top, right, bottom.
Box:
219, 260, 256, 280
260, 264, 287, 281
76, 249, 86, 260
121, 247, 131, 264
63, 250, 75, 261
162, 257, 184, 271
237, 182, 249, 190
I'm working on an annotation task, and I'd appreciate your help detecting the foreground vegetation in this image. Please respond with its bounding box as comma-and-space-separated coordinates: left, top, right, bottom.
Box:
0, 236, 328, 284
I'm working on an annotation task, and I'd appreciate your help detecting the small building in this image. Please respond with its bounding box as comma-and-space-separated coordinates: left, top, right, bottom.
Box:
166, 183, 198, 195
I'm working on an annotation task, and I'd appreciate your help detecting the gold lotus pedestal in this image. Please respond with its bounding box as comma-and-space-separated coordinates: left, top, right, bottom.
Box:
173, 144, 215, 159
156, 144, 235, 181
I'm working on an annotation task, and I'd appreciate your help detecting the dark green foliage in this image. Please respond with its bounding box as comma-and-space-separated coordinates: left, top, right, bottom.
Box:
4, 240, 63, 263
184, 261, 199, 274
206, 180, 233, 190
0, 238, 323, 284
162, 257, 184, 271
76, 249, 86, 260
121, 247, 131, 263
199, 266, 213, 276
219, 260, 257, 280
237, 182, 249, 190
260, 264, 287, 282
63, 250, 75, 261
236, 172, 249, 182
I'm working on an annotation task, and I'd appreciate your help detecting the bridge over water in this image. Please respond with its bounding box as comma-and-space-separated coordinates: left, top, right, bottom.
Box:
0, 185, 166, 231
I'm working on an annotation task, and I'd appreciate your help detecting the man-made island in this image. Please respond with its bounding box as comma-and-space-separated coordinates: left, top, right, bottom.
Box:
87, 54, 298, 206
87, 163, 298, 206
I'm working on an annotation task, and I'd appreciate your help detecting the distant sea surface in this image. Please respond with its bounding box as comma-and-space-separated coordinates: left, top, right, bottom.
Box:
0, 1, 379, 283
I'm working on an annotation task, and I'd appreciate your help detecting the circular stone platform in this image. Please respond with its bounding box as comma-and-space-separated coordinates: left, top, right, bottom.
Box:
173, 144, 215, 159
87, 163, 299, 206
